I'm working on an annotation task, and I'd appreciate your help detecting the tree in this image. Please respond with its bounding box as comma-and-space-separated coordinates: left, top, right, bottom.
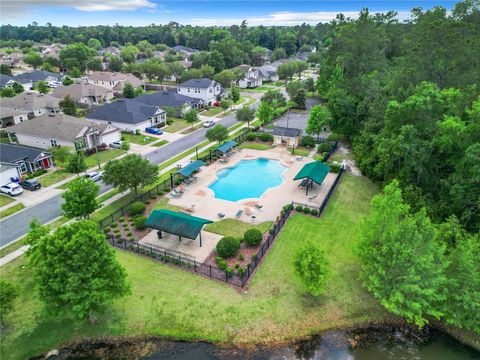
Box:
48, 146, 72, 166
154, 63, 169, 84
62, 177, 100, 219
166, 62, 184, 83
59, 95, 77, 115
213, 69, 235, 88
0, 280, 17, 329
306, 105, 330, 140
304, 78, 315, 94
120, 140, 130, 151
236, 105, 256, 128
122, 82, 135, 98
134, 87, 144, 97
206, 124, 229, 144
293, 242, 329, 297
262, 89, 286, 109
0, 88, 16, 98
108, 56, 124, 72
60, 42, 96, 71
256, 101, 273, 125
35, 80, 49, 94
103, 154, 158, 195
62, 76, 74, 86
278, 62, 297, 81
66, 152, 87, 175
26, 220, 129, 323
358, 180, 447, 327
87, 38, 102, 50
292, 89, 306, 109
271, 47, 287, 61
120, 45, 140, 63
220, 100, 230, 111
184, 109, 198, 129
24, 51, 43, 69
68, 67, 82, 78
230, 83, 240, 104
11, 82, 24, 94
0, 64, 12, 76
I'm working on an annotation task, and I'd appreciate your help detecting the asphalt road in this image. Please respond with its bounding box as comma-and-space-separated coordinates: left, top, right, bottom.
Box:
0, 101, 258, 248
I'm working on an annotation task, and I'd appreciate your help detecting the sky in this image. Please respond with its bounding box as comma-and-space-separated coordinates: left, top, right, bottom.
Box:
0, 0, 457, 26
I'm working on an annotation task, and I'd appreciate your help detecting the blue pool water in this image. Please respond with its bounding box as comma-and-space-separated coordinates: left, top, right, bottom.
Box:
209, 158, 287, 202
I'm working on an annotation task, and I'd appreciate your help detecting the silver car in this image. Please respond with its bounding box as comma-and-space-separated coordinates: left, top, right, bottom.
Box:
84, 171, 103, 182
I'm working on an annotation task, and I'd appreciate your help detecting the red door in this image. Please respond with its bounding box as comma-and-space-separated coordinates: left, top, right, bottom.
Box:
42, 159, 49, 168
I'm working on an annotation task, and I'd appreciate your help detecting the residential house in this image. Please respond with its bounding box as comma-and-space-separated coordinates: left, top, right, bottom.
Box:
52, 82, 114, 107
0, 74, 31, 92
257, 64, 279, 82
0, 143, 53, 177
0, 92, 60, 119
0, 52, 23, 68
85, 72, 144, 94
41, 44, 63, 59
272, 126, 302, 147
97, 46, 121, 57
134, 90, 203, 115
234, 64, 263, 88
176, 78, 224, 105
7, 113, 120, 151
171, 45, 198, 57
11, 70, 63, 90
88, 98, 166, 132
0, 107, 29, 128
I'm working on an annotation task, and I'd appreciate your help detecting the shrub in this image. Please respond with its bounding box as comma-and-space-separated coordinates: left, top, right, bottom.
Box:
145, 200, 151, 205
117, 238, 124, 244
238, 267, 246, 276
328, 162, 342, 173
151, 195, 157, 199
118, 217, 125, 223
216, 236, 240, 258
246, 132, 257, 141
283, 203, 293, 212
251, 254, 257, 261
175, 179, 181, 186
244, 228, 263, 246
32, 169, 48, 177
133, 215, 147, 230
310, 209, 319, 216
301, 135, 315, 148
126, 231, 133, 237
122, 223, 129, 229
258, 132, 273, 142
234, 263, 240, 269
103, 227, 111, 233
114, 228, 121, 234
215, 256, 228, 270
165, 187, 171, 192
225, 267, 234, 277
239, 254, 245, 261
303, 207, 311, 214
128, 201, 146, 216
110, 223, 118, 228
317, 142, 331, 153
295, 205, 303, 212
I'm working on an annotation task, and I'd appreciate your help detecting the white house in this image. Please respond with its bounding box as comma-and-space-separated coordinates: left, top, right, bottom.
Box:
0, 107, 29, 128
0, 92, 60, 119
257, 64, 280, 82
87, 98, 166, 132
176, 78, 224, 105
7, 113, 121, 151
235, 65, 263, 88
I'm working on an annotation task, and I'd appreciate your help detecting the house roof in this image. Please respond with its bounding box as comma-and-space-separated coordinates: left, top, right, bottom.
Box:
0, 107, 28, 119
144, 209, 212, 240
273, 126, 301, 137
0, 143, 51, 164
177, 160, 205, 177
257, 65, 277, 78
87, 72, 144, 88
88, 98, 163, 125
172, 45, 198, 54
293, 161, 330, 186
53, 82, 113, 101
216, 140, 238, 154
179, 78, 216, 88
14, 70, 60, 82
134, 90, 201, 108
7, 113, 113, 142
235, 64, 252, 73
0, 74, 15, 87
0, 92, 60, 111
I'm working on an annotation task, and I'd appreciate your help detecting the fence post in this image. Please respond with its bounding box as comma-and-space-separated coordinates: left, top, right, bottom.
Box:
209, 264, 212, 277
225, 270, 228, 283
194, 260, 196, 272
136, 243, 139, 252
123, 240, 127, 249
150, 246, 153, 257
164, 250, 167, 262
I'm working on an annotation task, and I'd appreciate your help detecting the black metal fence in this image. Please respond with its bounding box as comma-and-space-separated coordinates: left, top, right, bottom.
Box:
107, 204, 294, 288
321, 140, 338, 163
318, 166, 344, 216
198, 130, 250, 164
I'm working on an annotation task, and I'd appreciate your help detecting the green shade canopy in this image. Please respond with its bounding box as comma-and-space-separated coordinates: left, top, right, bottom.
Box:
293, 161, 331, 185
144, 209, 213, 240
216, 140, 238, 154
177, 160, 205, 177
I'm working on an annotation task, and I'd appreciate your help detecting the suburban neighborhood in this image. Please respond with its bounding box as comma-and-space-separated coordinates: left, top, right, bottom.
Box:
0, 1, 479, 359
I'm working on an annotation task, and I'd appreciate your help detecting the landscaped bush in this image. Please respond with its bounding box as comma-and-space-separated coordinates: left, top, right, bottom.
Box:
110, 223, 118, 228
151, 195, 157, 199
246, 132, 257, 141
122, 223, 129, 229
165, 187, 171, 192
175, 179, 181, 186
301, 135, 315, 148
238, 267, 246, 276
239, 254, 245, 261
133, 215, 147, 230
244, 228, 263, 246
328, 162, 342, 173
225, 267, 234, 277
126, 231, 133, 237
283, 203, 294, 212
32, 169, 48, 177
128, 201, 146, 216
216, 236, 240, 258
215, 256, 228, 270
303, 207, 311, 214
258, 132, 273, 142
310, 209, 319, 216
103, 227, 111, 233
317, 142, 332, 153
118, 217, 125, 223
295, 205, 304, 212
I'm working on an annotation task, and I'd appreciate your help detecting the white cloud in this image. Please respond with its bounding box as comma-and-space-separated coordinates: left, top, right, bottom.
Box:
0, 0, 156, 19
189, 10, 412, 26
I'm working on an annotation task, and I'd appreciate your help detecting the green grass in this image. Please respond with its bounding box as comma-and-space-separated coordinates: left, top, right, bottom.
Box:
0, 203, 25, 219
217, 109, 235, 118
121, 133, 156, 145
84, 149, 125, 168
90, 193, 135, 222
180, 123, 203, 134
239, 142, 272, 151
243, 97, 257, 106
37, 169, 72, 188
151, 140, 169, 147
0, 174, 394, 360
164, 117, 197, 133
204, 219, 272, 238
0, 194, 15, 207
200, 107, 223, 117
151, 197, 181, 212
96, 189, 122, 204
241, 87, 271, 92
289, 147, 311, 157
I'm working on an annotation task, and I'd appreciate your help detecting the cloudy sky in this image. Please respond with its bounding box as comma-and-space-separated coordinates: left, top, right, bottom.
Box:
0, 0, 456, 26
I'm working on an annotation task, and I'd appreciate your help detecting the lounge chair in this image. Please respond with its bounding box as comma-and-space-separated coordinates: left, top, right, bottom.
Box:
235, 210, 243, 218
170, 191, 182, 198
219, 158, 228, 163
296, 156, 303, 161
255, 204, 263, 210
217, 213, 225, 218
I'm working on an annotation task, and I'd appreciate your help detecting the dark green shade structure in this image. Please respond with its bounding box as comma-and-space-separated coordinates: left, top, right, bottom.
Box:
144, 210, 213, 245
177, 160, 205, 177
216, 140, 238, 154
294, 161, 330, 185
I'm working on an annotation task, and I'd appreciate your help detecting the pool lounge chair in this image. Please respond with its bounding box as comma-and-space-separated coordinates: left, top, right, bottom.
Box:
235, 210, 243, 218
217, 212, 225, 218
219, 157, 228, 163
255, 204, 263, 210
170, 191, 182, 198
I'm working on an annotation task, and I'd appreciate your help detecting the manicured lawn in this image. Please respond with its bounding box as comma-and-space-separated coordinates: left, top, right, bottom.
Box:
180, 123, 203, 134
90, 193, 135, 222
151, 140, 169, 147
0, 194, 15, 207
217, 109, 235, 118
204, 219, 272, 238
200, 107, 223, 117
0, 203, 25, 219
239, 142, 272, 150
38, 170, 72, 188
121, 133, 157, 145
151, 197, 181, 212
0, 174, 393, 360
241, 87, 271, 92
96, 189, 121, 204
242, 97, 257, 106
84, 149, 125, 168
289, 147, 311, 157
164, 117, 197, 133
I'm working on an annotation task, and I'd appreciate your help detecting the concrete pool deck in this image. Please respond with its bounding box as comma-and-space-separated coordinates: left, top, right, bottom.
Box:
166, 147, 337, 224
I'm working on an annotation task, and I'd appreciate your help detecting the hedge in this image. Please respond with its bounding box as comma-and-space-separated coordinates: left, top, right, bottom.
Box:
216, 236, 240, 258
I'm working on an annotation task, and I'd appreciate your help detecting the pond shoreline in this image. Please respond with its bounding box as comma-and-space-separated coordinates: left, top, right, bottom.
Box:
31, 323, 480, 359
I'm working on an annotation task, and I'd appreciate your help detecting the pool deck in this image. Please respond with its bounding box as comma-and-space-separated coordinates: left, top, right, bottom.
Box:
167, 147, 337, 224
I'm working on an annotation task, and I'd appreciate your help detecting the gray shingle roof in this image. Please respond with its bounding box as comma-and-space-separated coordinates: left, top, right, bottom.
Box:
0, 143, 51, 164
0, 74, 15, 86
0, 92, 60, 111
88, 98, 163, 125
53, 83, 113, 101
134, 90, 201, 108
179, 78, 215, 89
14, 70, 61, 82
273, 126, 302, 137
172, 45, 198, 54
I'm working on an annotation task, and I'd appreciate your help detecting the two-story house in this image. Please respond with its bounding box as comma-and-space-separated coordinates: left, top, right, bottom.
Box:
176, 78, 224, 106
85, 71, 144, 95
235, 64, 263, 88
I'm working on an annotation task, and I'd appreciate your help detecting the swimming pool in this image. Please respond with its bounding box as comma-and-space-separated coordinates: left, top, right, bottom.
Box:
209, 158, 287, 202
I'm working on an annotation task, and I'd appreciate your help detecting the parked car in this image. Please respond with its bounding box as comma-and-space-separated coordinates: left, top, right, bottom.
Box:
48, 81, 62, 88
110, 141, 123, 149
0, 183, 23, 196
84, 171, 102, 182
19, 179, 41, 191
203, 120, 215, 128
213, 101, 221, 107
145, 127, 163, 135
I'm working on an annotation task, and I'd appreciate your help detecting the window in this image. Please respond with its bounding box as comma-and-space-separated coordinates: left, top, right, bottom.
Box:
209, 88, 212, 93
18, 162, 27, 173
50, 139, 58, 147
187, 88, 190, 92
